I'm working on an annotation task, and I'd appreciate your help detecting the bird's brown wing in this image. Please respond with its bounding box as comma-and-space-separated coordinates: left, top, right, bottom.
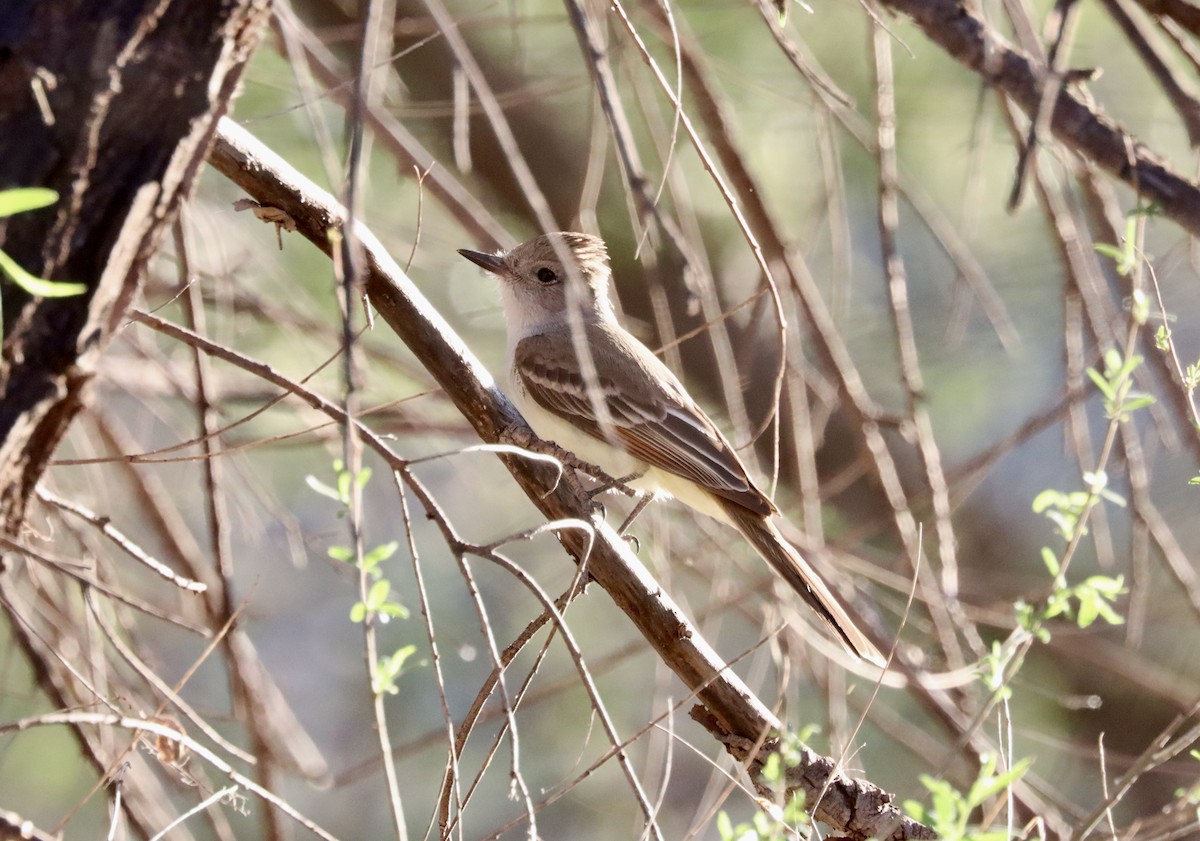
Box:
513, 327, 775, 517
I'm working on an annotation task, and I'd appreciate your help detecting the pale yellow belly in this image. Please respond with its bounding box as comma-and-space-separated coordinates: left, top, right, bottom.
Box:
511, 378, 731, 524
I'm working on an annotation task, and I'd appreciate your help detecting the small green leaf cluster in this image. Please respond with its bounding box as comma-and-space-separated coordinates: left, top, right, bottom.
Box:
1032, 469, 1125, 539
1098, 209, 1200, 484
1036, 547, 1125, 629
1184, 360, 1200, 391
977, 640, 1016, 702
308, 461, 418, 696
1086, 349, 1155, 421
311, 461, 410, 624
1174, 357, 1200, 484
716, 736, 813, 841
1092, 203, 1157, 278
373, 644, 418, 696
903, 755, 1032, 841
716, 801, 806, 841
1020, 514, 1127, 641
346, 565, 408, 624
1030, 489, 1092, 542
306, 459, 373, 510
1104, 207, 1200, 484
1017, 350, 1151, 640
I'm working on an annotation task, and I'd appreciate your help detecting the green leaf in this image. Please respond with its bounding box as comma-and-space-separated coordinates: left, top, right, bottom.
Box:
373, 644, 418, 694
0, 189, 86, 301
1185, 364, 1200, 391
1123, 211, 1139, 247
1044, 593, 1071, 620
356, 466, 373, 489
0, 187, 58, 217
1077, 577, 1126, 626
307, 474, 344, 502
1121, 394, 1156, 414
1121, 353, 1143, 381
385, 644, 416, 672
1097, 486, 1127, 507
379, 602, 410, 620
366, 579, 390, 609
1104, 348, 1125, 377
761, 752, 782, 783
910, 758, 1035, 841
792, 723, 819, 744
1031, 490, 1063, 514
971, 757, 1033, 804
1091, 234, 1135, 275
979, 640, 1016, 699
0, 248, 86, 297
780, 790, 808, 825
1077, 594, 1100, 627
1131, 288, 1150, 325
350, 602, 367, 622
362, 541, 399, 570
327, 545, 353, 562
1092, 600, 1125, 626
1085, 366, 1115, 401
1040, 547, 1060, 576
1155, 326, 1170, 351
1084, 575, 1127, 597
1015, 598, 1052, 641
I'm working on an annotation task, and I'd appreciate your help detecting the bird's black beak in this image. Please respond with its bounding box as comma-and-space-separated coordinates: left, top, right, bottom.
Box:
457, 248, 506, 276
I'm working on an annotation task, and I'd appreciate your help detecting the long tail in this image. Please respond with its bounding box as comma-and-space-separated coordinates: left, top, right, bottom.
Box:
721, 501, 885, 666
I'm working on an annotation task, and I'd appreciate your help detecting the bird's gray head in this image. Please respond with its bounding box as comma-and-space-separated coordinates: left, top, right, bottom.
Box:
458, 232, 614, 336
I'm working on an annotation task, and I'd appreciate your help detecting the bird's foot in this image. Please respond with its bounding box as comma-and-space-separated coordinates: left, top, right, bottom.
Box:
561, 469, 606, 517
498, 424, 642, 518
585, 470, 644, 501
500, 424, 624, 487
615, 494, 653, 536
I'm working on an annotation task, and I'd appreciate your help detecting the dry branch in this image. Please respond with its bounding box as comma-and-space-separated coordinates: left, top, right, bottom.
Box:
693, 707, 935, 841
882, 0, 1200, 233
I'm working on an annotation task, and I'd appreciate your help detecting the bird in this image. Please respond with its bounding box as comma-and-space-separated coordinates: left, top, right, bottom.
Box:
458, 232, 884, 665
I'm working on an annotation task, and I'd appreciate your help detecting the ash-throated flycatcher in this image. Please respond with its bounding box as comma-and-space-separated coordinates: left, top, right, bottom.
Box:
459, 232, 883, 665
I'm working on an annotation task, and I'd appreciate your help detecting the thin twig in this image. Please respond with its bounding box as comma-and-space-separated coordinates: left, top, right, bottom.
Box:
871, 14, 971, 665
1, 713, 340, 841
35, 487, 206, 592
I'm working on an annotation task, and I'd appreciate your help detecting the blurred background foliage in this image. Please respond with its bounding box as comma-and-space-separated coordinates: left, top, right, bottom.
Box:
3, 0, 1200, 839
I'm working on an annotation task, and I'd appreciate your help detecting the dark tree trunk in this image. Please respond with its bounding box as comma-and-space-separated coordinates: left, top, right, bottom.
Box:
0, 0, 270, 531
0, 1, 269, 834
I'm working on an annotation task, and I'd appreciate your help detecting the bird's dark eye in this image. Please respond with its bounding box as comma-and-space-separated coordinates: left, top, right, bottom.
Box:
535, 267, 558, 285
